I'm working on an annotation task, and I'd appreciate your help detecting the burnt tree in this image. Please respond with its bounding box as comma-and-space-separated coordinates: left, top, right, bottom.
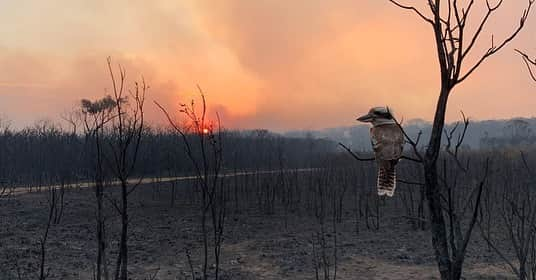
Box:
104, 57, 146, 280
388, 0, 534, 279
81, 95, 117, 280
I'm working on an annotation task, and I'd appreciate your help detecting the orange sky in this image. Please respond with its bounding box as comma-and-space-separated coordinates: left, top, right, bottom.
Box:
1, 0, 536, 131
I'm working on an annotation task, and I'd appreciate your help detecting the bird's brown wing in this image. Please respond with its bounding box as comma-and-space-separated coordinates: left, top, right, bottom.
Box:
370, 124, 404, 196
371, 124, 404, 160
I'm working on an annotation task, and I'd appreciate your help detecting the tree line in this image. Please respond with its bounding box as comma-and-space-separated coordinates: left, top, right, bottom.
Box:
0, 118, 337, 189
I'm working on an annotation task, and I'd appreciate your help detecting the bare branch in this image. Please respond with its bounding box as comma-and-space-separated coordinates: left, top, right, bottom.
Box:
397, 179, 425, 186
444, 111, 469, 171
387, 107, 424, 162
389, 0, 434, 24
515, 49, 536, 82
460, 0, 502, 61
338, 142, 375, 161
520, 150, 534, 177
457, 0, 534, 84
460, 158, 489, 255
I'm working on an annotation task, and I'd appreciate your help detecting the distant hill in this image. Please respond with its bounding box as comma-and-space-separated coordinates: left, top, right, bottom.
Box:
283, 117, 536, 151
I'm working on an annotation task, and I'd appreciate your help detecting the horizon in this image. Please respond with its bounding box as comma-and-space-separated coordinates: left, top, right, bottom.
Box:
1, 113, 535, 135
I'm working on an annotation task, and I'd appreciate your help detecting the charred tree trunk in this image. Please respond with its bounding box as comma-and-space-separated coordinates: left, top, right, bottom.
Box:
119, 180, 128, 280
95, 131, 108, 280
424, 87, 452, 279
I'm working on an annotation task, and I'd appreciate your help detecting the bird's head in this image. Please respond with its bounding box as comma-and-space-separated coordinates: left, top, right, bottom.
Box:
357, 107, 396, 126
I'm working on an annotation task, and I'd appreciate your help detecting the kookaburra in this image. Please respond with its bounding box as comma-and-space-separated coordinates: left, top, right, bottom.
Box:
357, 107, 404, 197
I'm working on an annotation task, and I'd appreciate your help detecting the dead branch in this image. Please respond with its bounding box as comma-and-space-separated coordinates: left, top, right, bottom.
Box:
516, 49, 536, 82
387, 107, 424, 162
338, 143, 375, 161
388, 0, 434, 23
444, 111, 469, 172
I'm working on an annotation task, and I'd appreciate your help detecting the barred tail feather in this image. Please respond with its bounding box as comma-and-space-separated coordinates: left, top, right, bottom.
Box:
377, 160, 396, 197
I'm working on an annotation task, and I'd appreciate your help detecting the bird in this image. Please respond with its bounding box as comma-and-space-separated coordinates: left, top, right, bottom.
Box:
357, 107, 404, 197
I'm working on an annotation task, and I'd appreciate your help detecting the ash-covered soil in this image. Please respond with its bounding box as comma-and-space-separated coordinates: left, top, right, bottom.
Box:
0, 182, 515, 279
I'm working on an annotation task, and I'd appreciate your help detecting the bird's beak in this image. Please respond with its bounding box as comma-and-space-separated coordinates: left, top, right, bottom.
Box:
357, 113, 373, 123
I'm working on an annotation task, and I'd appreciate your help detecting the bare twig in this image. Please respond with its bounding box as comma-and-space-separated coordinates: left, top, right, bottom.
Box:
388, 0, 434, 24
516, 49, 536, 82
444, 111, 469, 172
387, 107, 424, 162
338, 143, 375, 161
397, 179, 425, 186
